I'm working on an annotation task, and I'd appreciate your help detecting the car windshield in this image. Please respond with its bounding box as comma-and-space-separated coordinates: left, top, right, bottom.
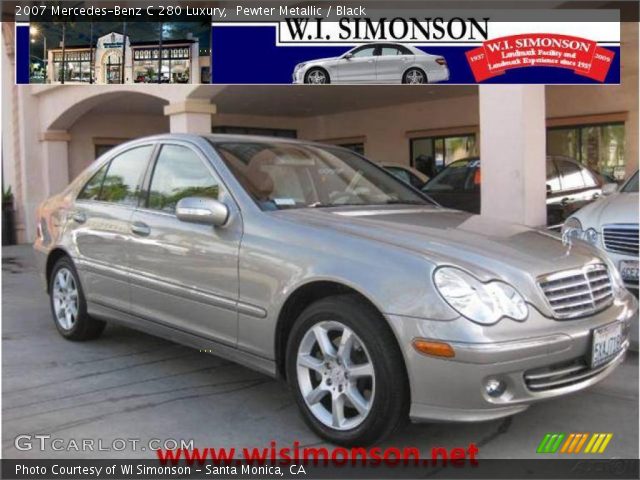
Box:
422, 159, 480, 192
211, 141, 432, 210
621, 171, 638, 193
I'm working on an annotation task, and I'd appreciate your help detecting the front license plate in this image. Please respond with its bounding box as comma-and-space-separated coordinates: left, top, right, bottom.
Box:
591, 322, 624, 368
619, 260, 639, 282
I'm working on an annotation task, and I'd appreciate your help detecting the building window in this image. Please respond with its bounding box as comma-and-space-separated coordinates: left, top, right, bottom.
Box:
95, 143, 120, 159
410, 134, 477, 176
336, 143, 365, 155
52, 49, 93, 83
132, 46, 191, 83
212, 126, 297, 138
547, 122, 625, 180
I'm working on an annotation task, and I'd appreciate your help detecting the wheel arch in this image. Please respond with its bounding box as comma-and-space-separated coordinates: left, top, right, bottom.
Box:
274, 279, 403, 380
45, 247, 72, 292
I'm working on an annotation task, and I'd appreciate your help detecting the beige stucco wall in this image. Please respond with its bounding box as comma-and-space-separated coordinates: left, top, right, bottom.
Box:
68, 113, 169, 180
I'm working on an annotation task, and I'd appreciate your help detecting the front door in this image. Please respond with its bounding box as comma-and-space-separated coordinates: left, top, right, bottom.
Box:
127, 142, 242, 346
336, 45, 378, 83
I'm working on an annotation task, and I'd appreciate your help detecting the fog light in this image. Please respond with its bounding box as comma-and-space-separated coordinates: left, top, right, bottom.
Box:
485, 378, 506, 398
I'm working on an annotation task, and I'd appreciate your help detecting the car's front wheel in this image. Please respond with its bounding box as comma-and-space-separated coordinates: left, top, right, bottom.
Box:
304, 68, 330, 84
286, 295, 408, 445
402, 68, 427, 84
49, 256, 105, 341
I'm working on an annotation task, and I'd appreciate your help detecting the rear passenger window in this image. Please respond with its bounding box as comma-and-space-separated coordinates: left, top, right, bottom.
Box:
581, 168, 599, 187
77, 163, 109, 201
556, 160, 585, 191
147, 145, 221, 214
99, 146, 153, 206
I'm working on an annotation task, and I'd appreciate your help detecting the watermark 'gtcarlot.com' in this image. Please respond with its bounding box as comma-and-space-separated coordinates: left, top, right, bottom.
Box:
14, 435, 194, 452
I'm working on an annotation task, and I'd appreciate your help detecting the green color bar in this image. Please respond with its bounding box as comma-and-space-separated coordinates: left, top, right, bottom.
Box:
550, 433, 566, 453
537, 433, 552, 453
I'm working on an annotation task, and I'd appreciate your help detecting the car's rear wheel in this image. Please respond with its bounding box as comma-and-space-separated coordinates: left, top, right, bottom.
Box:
305, 68, 330, 84
49, 256, 105, 341
402, 68, 427, 84
286, 294, 409, 445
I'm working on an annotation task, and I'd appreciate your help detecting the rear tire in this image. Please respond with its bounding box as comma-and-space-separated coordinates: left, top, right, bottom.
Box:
49, 256, 105, 341
286, 294, 409, 445
402, 68, 427, 84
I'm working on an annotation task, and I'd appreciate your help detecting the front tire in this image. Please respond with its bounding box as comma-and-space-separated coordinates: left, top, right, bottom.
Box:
286, 295, 409, 445
402, 68, 427, 84
49, 256, 105, 341
304, 68, 330, 84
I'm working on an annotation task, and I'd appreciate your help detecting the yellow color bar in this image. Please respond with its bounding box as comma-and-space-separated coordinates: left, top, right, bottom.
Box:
584, 433, 599, 453
598, 434, 613, 453
574, 433, 589, 453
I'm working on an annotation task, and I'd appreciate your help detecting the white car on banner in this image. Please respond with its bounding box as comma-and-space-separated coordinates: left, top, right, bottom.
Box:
292, 43, 449, 84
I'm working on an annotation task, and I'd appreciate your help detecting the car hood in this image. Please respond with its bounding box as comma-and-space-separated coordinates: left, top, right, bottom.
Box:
303, 56, 340, 65
276, 205, 606, 284
573, 192, 639, 230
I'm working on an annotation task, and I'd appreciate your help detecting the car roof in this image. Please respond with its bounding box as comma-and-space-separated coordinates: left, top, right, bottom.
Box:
122, 133, 344, 150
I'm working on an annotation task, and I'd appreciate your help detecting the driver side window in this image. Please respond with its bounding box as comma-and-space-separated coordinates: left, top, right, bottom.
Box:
147, 145, 221, 214
351, 46, 377, 58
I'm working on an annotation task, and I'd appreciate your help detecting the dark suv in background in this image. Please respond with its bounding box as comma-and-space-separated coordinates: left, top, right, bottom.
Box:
422, 156, 606, 226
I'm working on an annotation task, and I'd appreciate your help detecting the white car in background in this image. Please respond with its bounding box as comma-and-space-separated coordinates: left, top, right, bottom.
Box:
381, 163, 429, 189
562, 171, 639, 348
293, 43, 449, 84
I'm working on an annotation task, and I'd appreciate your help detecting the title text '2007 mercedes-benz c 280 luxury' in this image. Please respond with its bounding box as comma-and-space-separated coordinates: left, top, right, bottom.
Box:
34, 135, 637, 445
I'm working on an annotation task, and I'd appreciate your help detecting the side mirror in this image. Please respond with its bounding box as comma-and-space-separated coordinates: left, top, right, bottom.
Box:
602, 183, 618, 196
176, 197, 229, 226
546, 184, 552, 195
343, 52, 353, 60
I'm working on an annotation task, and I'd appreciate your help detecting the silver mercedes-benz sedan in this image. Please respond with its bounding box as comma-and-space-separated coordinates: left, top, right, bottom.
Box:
292, 43, 449, 84
34, 134, 636, 445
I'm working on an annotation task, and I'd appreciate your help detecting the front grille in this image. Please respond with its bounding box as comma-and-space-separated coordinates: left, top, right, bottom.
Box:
603, 224, 639, 256
524, 357, 615, 392
538, 264, 613, 319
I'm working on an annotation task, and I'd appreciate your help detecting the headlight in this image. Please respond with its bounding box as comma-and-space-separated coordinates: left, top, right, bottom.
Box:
561, 218, 599, 246
434, 267, 528, 325
294, 63, 307, 72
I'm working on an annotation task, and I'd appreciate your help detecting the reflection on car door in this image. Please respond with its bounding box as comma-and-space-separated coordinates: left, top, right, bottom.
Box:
72, 145, 154, 312
553, 159, 601, 215
337, 45, 377, 82
376, 45, 413, 83
127, 142, 242, 346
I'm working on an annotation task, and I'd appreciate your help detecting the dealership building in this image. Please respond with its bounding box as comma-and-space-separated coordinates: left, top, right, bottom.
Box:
2, 22, 638, 243
44, 31, 209, 84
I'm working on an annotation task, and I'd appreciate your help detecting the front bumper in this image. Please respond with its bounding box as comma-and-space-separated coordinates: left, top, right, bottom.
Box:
386, 290, 637, 423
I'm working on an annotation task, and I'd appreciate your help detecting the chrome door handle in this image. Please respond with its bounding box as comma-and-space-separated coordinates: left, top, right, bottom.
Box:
71, 211, 86, 224
560, 197, 570, 206
131, 222, 150, 236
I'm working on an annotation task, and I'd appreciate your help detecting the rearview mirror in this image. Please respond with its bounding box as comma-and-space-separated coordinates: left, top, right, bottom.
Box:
343, 52, 353, 60
602, 183, 618, 196
176, 197, 229, 226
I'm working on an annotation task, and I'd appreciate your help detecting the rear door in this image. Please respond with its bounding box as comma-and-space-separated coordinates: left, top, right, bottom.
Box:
71, 144, 155, 312
552, 159, 601, 214
127, 142, 242, 346
376, 45, 413, 82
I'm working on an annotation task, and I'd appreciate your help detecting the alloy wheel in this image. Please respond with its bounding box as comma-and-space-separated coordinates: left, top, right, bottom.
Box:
307, 70, 327, 84
52, 267, 79, 330
296, 321, 375, 430
405, 69, 425, 84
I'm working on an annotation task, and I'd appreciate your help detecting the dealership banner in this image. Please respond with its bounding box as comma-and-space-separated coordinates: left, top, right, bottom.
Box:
10, 2, 621, 85
210, 19, 620, 84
